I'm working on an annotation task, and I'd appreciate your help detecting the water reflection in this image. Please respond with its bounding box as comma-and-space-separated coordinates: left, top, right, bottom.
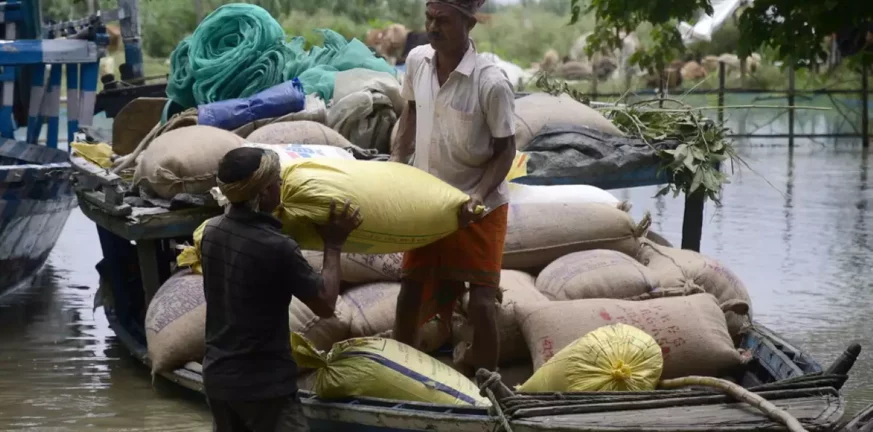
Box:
0, 95, 871, 427
0, 210, 211, 431
619, 139, 873, 414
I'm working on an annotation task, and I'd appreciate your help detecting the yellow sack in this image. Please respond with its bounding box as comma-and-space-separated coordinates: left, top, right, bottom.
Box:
517, 323, 663, 392
505, 152, 528, 181
279, 159, 472, 253
71, 142, 114, 168
176, 218, 214, 274
291, 333, 490, 406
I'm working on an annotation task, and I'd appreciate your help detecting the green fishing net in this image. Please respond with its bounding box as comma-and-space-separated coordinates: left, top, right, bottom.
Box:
284, 30, 396, 101
166, 4, 396, 108
167, 3, 287, 108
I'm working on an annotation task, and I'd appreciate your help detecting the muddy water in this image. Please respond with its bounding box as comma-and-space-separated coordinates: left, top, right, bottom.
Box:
1, 96, 872, 429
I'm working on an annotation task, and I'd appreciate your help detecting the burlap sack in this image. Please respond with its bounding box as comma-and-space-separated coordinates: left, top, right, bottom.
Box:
289, 296, 351, 352
301, 250, 402, 284
504, 202, 649, 272
245, 121, 354, 148
536, 250, 657, 300
133, 125, 245, 199
516, 294, 744, 378
513, 93, 625, 150
344, 283, 449, 353
453, 270, 548, 364
636, 240, 753, 340
145, 270, 206, 374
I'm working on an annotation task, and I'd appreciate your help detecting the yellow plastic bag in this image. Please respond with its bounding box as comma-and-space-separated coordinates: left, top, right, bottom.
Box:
517, 323, 663, 392
176, 218, 214, 274
505, 152, 528, 181
291, 333, 490, 406
71, 142, 114, 168
279, 159, 471, 253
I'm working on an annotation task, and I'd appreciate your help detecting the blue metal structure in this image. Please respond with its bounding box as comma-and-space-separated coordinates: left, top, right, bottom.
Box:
0, 0, 145, 295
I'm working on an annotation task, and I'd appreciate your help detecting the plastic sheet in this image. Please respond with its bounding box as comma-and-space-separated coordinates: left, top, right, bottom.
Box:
197, 79, 306, 131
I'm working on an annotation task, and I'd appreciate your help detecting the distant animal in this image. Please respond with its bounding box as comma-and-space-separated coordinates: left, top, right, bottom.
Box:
680, 60, 707, 81
365, 24, 410, 65
592, 57, 617, 80
645, 60, 684, 90
397, 31, 429, 66
745, 53, 762, 74
568, 31, 640, 80
540, 49, 560, 73
717, 53, 741, 71
701, 55, 720, 72
556, 61, 592, 80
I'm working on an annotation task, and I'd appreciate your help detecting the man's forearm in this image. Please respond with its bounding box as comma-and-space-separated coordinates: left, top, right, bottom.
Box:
318, 246, 343, 311
472, 136, 516, 201
391, 103, 416, 163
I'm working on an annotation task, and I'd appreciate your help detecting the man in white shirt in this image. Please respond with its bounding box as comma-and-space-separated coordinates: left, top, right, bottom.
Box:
389, 0, 517, 373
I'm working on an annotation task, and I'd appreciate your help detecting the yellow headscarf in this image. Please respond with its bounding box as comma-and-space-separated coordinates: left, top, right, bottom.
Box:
216, 149, 280, 208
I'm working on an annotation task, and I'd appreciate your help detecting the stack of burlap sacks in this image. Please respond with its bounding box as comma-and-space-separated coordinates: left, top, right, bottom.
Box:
140, 92, 752, 393
146, 185, 752, 390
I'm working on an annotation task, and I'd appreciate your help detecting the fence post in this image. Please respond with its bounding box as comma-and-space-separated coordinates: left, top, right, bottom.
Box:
788, 65, 796, 147
863, 62, 869, 148
680, 64, 719, 252
718, 61, 726, 126
591, 73, 599, 100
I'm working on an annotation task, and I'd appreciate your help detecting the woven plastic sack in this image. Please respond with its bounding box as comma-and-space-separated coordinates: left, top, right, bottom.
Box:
278, 159, 471, 253
176, 217, 213, 274
291, 333, 489, 406
518, 323, 663, 392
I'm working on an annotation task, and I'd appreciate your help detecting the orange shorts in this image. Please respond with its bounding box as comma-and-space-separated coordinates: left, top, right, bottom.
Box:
401, 204, 508, 326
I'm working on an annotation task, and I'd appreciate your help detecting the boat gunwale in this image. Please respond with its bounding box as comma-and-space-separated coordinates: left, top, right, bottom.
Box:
103, 303, 840, 416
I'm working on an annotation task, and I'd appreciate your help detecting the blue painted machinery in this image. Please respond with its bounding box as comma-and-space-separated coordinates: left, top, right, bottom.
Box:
0, 0, 144, 148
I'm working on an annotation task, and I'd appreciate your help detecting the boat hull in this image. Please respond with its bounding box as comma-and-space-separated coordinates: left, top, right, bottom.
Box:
0, 139, 76, 295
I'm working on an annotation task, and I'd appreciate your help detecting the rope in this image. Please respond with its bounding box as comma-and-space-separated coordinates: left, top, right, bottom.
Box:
477, 371, 514, 432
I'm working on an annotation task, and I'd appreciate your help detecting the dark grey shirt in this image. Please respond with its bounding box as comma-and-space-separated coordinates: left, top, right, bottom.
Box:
200, 205, 321, 401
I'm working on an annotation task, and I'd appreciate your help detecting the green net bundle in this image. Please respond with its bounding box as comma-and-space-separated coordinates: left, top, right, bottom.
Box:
166, 3, 396, 109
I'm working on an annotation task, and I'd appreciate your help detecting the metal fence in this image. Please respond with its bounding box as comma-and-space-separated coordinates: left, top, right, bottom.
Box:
582, 62, 872, 146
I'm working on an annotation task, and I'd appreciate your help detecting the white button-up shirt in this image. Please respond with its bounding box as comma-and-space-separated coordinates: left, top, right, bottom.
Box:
401, 42, 516, 214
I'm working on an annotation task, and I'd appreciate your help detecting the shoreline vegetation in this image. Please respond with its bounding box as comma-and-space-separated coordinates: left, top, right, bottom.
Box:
45, 1, 863, 99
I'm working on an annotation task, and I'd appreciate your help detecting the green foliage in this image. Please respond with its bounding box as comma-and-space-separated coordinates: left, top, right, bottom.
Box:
534, 71, 736, 204
570, 0, 713, 73
736, 0, 873, 68
472, 7, 594, 66
605, 101, 734, 204
687, 18, 740, 57
281, 10, 370, 50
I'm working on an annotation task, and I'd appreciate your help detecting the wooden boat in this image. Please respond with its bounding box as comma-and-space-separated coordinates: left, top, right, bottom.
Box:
841, 403, 873, 432
70, 139, 865, 431
0, 139, 76, 294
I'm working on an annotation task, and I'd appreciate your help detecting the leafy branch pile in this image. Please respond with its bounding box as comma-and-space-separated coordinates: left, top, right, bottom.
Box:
535, 73, 737, 205
605, 101, 734, 205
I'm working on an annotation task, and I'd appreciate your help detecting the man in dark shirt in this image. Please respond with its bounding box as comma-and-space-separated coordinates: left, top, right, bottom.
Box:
200, 147, 362, 432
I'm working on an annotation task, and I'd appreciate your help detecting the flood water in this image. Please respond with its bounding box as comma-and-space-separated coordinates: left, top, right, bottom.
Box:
1, 95, 872, 430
